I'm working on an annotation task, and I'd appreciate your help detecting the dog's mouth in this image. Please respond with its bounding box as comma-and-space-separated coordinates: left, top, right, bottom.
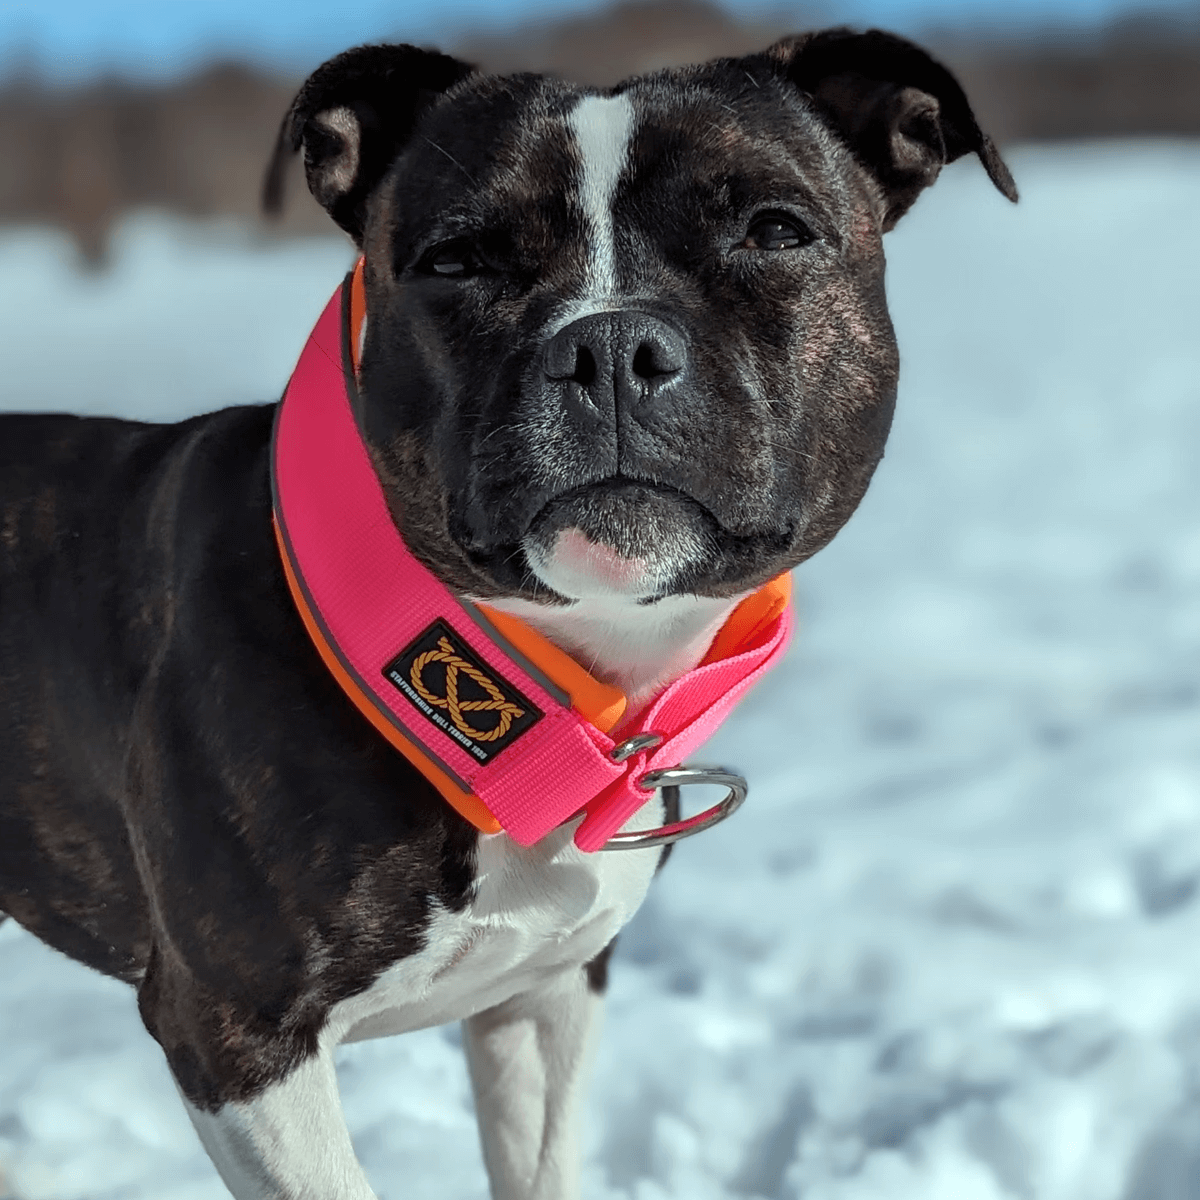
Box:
455, 477, 800, 602
458, 479, 715, 602
522, 480, 716, 601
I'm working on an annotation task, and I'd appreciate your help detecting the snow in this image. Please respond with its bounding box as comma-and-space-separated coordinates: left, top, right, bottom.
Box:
2, 140, 1199, 1200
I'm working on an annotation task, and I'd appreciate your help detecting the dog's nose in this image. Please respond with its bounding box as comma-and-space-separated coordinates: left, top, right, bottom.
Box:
543, 312, 686, 417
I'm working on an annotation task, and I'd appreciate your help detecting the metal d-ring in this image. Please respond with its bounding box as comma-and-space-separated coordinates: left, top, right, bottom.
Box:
599, 765, 748, 851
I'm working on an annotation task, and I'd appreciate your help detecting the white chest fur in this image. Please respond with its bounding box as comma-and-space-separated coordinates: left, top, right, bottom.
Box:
324, 797, 665, 1048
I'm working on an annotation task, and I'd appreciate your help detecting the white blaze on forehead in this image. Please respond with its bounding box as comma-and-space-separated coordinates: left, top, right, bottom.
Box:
568, 93, 635, 299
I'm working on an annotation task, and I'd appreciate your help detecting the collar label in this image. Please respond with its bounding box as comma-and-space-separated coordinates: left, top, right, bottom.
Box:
383, 619, 544, 764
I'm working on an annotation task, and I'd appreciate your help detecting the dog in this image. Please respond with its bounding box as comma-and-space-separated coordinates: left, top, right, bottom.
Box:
0, 28, 1015, 1200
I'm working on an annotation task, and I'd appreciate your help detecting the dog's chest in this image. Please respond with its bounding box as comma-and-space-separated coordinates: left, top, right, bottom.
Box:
326, 799, 664, 1045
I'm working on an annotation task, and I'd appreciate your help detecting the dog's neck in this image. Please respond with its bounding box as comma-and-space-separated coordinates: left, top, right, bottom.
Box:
479, 525, 743, 725
482, 592, 741, 729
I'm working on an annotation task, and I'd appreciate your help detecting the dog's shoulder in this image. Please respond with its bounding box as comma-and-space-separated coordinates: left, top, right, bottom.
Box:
0, 404, 479, 992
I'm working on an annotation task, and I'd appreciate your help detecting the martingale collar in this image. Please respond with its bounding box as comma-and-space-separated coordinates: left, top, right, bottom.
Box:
271, 264, 794, 852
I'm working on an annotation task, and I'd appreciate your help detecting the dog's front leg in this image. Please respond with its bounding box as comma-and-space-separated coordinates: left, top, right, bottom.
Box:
181, 1049, 378, 1200
464, 965, 603, 1200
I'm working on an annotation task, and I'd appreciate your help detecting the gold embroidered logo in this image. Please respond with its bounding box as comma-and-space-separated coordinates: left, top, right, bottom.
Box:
383, 619, 542, 763
409, 636, 525, 742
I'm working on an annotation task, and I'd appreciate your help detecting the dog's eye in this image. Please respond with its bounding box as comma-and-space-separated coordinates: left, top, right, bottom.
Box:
419, 239, 485, 278
742, 214, 814, 252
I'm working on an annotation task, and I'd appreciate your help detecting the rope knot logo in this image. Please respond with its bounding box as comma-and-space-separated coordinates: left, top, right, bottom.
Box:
383, 619, 543, 763
410, 636, 525, 742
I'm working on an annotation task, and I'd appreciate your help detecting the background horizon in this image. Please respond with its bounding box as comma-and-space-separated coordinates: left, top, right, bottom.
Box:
1, 0, 1198, 84
2, 0, 1198, 263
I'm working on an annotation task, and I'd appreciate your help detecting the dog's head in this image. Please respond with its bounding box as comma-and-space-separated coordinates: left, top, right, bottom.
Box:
266, 30, 1015, 605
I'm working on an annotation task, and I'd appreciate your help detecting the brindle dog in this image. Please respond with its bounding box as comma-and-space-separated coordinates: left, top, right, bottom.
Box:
0, 28, 1015, 1200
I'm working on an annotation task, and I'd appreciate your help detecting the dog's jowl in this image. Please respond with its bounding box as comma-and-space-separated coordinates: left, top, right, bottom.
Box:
0, 29, 1015, 1200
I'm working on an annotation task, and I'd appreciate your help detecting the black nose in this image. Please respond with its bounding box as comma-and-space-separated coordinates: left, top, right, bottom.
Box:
543, 312, 686, 417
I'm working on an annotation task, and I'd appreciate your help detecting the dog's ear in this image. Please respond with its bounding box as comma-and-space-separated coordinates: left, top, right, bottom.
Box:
757, 28, 1017, 228
263, 44, 475, 243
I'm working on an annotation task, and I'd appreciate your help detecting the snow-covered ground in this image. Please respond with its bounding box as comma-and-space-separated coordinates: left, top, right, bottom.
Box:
1, 140, 1198, 1200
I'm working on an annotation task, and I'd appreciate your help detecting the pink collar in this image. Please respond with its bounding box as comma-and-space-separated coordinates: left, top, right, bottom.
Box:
271, 274, 794, 852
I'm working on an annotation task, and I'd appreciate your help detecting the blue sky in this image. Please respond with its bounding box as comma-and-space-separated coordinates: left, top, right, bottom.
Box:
0, 0, 1192, 82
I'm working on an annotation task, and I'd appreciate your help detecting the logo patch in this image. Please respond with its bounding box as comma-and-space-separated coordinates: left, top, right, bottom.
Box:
382, 619, 543, 763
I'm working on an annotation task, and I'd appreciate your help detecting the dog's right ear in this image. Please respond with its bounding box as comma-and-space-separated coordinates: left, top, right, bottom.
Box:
755, 28, 1017, 229
263, 44, 475, 244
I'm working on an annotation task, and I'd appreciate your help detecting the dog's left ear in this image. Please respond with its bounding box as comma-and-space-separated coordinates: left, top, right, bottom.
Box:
263, 44, 475, 243
756, 28, 1017, 228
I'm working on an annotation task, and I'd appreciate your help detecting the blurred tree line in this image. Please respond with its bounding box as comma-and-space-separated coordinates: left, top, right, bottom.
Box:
1, 0, 1197, 261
